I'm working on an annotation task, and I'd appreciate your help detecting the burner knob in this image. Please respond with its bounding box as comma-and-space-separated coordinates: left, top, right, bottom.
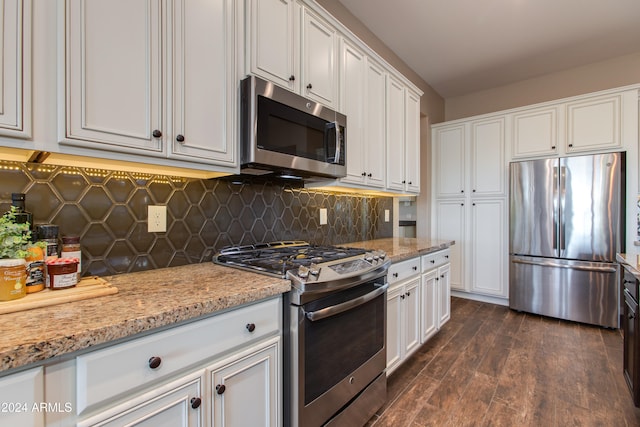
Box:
378, 251, 386, 260
298, 265, 310, 279
309, 263, 320, 276
365, 253, 374, 262
373, 252, 380, 261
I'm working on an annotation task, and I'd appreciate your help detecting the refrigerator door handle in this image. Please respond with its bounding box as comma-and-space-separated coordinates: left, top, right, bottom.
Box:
559, 166, 567, 251
552, 166, 558, 250
511, 258, 617, 273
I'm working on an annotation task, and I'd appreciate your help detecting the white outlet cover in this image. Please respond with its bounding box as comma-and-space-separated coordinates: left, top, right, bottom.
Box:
384, 209, 390, 222
148, 205, 167, 232
319, 208, 328, 225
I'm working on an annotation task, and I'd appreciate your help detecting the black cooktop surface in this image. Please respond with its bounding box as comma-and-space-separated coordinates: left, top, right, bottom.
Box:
213, 241, 367, 277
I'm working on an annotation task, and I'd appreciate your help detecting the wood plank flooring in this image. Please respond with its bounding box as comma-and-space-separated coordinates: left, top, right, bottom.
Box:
367, 297, 640, 426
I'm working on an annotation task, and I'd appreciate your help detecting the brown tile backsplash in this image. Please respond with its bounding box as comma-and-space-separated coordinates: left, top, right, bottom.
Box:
0, 161, 393, 277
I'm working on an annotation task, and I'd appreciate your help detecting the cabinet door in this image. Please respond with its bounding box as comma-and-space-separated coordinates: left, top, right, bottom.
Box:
0, 367, 44, 427
405, 89, 421, 193
438, 264, 451, 326
566, 94, 621, 153
78, 372, 203, 427
170, 0, 236, 166
404, 277, 421, 357
0, 0, 31, 138
433, 124, 465, 197
471, 117, 504, 195
302, 8, 337, 108
210, 338, 280, 427
421, 270, 438, 343
363, 58, 387, 188
470, 199, 506, 297
386, 75, 406, 191
339, 39, 366, 185
511, 107, 558, 158
64, 0, 163, 153
386, 284, 403, 374
435, 200, 466, 291
248, 0, 299, 92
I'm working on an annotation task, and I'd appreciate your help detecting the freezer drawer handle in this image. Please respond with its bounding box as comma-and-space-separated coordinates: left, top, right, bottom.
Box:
511, 259, 617, 273
303, 283, 388, 322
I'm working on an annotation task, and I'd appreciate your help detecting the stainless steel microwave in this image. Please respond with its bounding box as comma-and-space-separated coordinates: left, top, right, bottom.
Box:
240, 76, 346, 179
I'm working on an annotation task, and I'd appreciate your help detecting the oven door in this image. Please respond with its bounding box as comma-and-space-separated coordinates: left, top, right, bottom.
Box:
288, 280, 387, 427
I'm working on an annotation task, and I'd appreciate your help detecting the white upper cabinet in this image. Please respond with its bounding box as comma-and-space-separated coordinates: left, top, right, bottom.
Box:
433, 124, 465, 198
405, 88, 421, 193
302, 8, 338, 107
386, 75, 405, 191
511, 89, 636, 158
248, 0, 338, 108
339, 39, 385, 188
62, 0, 237, 168
0, 0, 31, 139
363, 59, 387, 188
248, 0, 299, 92
565, 93, 621, 153
64, 0, 163, 154
340, 39, 366, 184
511, 106, 558, 158
169, 0, 237, 165
386, 75, 420, 194
470, 117, 505, 196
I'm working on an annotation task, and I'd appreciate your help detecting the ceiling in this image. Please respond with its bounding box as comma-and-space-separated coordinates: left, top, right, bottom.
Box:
337, 0, 640, 98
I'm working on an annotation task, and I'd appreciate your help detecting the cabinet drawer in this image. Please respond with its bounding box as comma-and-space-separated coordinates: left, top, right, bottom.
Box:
388, 257, 421, 284
421, 249, 451, 272
623, 268, 638, 302
76, 297, 280, 414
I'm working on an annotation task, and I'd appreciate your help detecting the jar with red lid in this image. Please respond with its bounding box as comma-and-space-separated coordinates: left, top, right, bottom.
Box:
61, 236, 81, 281
46, 258, 79, 289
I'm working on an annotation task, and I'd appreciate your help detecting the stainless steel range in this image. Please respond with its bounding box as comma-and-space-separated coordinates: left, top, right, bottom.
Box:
214, 241, 390, 427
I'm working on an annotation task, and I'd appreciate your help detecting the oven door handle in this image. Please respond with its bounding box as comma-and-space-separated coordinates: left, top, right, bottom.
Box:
304, 283, 388, 322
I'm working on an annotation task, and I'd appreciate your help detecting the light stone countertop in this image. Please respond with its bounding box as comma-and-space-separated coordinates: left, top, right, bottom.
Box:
0, 263, 290, 373
347, 237, 455, 263
617, 253, 640, 280
0, 238, 453, 374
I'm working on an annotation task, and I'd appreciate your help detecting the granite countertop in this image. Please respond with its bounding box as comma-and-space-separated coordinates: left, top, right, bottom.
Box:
347, 237, 455, 263
617, 253, 640, 280
0, 237, 453, 374
0, 263, 290, 373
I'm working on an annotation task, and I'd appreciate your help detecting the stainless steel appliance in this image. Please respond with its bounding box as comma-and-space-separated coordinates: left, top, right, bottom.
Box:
214, 241, 389, 427
240, 76, 346, 180
509, 152, 625, 328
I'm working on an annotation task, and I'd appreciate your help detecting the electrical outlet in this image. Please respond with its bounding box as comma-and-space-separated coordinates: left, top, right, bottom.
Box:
384, 209, 390, 222
319, 208, 328, 225
148, 205, 167, 232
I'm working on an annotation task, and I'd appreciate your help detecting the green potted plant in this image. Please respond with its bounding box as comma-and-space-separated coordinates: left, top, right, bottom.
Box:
0, 206, 31, 301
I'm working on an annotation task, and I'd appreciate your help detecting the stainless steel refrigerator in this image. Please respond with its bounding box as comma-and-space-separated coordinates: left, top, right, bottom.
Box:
509, 152, 625, 328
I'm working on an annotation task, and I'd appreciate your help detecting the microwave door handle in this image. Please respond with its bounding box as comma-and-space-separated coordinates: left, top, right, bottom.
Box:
333, 121, 341, 164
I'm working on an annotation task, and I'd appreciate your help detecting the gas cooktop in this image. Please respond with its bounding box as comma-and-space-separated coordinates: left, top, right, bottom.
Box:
213, 241, 374, 278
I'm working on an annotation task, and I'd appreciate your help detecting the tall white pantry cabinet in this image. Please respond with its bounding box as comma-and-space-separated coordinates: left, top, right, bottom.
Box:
432, 86, 639, 304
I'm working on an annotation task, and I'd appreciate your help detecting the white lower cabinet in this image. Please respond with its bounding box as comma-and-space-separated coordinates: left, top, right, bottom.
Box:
20, 297, 282, 427
386, 258, 421, 376
0, 366, 44, 427
208, 337, 280, 427
386, 250, 452, 375
78, 371, 204, 427
420, 250, 451, 344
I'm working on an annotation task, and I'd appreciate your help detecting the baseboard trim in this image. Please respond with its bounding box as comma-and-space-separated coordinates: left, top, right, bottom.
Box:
451, 290, 509, 307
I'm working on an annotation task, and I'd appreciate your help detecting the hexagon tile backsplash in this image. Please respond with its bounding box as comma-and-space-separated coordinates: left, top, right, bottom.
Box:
0, 161, 393, 277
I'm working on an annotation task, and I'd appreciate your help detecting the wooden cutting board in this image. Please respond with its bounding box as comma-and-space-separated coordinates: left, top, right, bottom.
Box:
0, 276, 118, 315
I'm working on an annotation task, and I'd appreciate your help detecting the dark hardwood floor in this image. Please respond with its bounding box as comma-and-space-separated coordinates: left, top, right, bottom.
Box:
368, 297, 640, 426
